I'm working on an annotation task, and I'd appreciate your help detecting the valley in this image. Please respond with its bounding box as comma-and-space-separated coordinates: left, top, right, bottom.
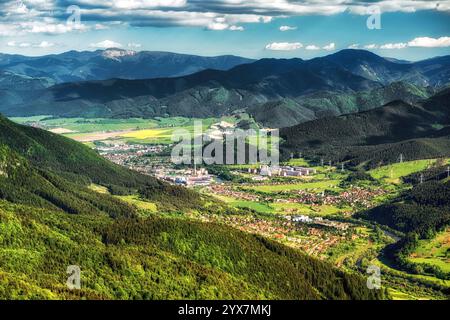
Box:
1, 47, 449, 302
6, 114, 450, 300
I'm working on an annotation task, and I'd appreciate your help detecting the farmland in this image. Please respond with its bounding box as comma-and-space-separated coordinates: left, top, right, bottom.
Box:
11, 116, 235, 144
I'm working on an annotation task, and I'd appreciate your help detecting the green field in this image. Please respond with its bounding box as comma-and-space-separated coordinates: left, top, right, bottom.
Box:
270, 202, 350, 216
88, 184, 109, 194
409, 228, 450, 273
242, 180, 341, 193
285, 158, 310, 166
211, 194, 274, 214
11, 116, 160, 132
369, 159, 437, 183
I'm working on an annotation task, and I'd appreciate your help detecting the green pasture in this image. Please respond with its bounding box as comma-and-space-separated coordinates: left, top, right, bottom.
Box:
369, 159, 437, 183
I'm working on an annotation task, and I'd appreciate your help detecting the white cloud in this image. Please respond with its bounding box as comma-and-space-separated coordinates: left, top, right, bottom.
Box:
305, 45, 320, 50
89, 40, 123, 48
21, 21, 88, 34
0, 24, 23, 37
207, 22, 229, 30
128, 42, 142, 48
360, 36, 450, 50
280, 25, 297, 31
206, 18, 245, 31
7, 40, 56, 48
364, 44, 378, 49
7, 41, 29, 47
229, 25, 244, 31
265, 42, 302, 51
95, 24, 109, 30
380, 42, 407, 49
114, 0, 187, 9
408, 36, 450, 47
323, 42, 336, 51
348, 43, 360, 49
33, 41, 55, 48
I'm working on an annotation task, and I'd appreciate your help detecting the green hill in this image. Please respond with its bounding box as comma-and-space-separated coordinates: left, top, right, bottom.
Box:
250, 82, 433, 128
280, 89, 450, 167
0, 114, 201, 214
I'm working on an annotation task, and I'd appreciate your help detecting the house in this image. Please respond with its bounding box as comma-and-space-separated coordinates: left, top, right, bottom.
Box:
292, 215, 313, 223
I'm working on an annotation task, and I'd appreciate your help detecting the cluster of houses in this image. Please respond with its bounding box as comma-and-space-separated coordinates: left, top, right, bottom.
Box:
287, 215, 349, 230
248, 165, 316, 177
97, 144, 165, 166
207, 185, 260, 201
272, 187, 386, 209
215, 215, 349, 256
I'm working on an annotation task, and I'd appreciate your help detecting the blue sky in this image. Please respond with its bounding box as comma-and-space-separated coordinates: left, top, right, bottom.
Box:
1, 1, 449, 61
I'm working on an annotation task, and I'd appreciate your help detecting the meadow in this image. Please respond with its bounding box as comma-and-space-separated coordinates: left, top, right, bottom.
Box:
368, 159, 438, 183
409, 228, 450, 273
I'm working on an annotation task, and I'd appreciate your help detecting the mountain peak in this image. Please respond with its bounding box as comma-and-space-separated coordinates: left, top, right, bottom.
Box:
325, 49, 388, 63
101, 48, 137, 60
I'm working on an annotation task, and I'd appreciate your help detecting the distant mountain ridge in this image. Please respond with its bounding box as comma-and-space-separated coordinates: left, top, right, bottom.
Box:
0, 55, 381, 119
0, 49, 254, 83
248, 81, 434, 128
322, 49, 450, 87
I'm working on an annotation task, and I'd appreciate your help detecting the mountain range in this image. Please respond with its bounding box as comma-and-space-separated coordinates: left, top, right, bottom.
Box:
0, 49, 253, 83
2, 49, 449, 127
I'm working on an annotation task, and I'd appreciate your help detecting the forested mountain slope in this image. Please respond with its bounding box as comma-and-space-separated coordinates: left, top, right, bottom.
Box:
280, 89, 450, 167
2, 57, 379, 119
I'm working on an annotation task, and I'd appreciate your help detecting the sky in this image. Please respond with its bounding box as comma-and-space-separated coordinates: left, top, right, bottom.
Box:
0, 0, 450, 61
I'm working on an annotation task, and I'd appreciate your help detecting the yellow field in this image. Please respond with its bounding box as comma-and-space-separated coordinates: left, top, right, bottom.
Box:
120, 128, 175, 140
